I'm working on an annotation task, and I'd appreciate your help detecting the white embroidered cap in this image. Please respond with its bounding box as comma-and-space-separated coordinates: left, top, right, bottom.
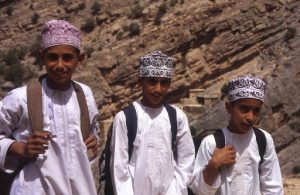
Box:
41, 19, 81, 50
139, 50, 174, 78
227, 75, 266, 102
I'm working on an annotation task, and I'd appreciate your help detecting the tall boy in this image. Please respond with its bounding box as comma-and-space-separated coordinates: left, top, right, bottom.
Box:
190, 75, 284, 194
0, 20, 99, 195
110, 51, 195, 195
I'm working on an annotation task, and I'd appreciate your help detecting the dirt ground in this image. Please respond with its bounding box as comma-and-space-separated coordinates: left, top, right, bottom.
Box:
283, 176, 300, 195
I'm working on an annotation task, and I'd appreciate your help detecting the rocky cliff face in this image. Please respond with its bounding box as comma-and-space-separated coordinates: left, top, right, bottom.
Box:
0, 0, 299, 176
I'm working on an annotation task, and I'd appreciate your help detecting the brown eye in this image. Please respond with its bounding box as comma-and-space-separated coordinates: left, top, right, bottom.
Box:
239, 105, 250, 114
46, 53, 59, 61
62, 54, 76, 62
160, 79, 171, 86
148, 78, 158, 85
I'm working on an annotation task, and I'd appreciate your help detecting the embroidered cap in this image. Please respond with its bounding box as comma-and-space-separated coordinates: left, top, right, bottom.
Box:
227, 75, 266, 102
41, 19, 81, 50
139, 50, 174, 78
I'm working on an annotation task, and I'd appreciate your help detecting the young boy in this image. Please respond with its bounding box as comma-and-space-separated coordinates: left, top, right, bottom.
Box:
190, 75, 284, 194
0, 19, 99, 195
110, 51, 195, 195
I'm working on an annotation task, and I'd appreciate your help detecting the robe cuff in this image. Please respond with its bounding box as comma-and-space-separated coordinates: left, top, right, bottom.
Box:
200, 168, 221, 193
0, 139, 19, 172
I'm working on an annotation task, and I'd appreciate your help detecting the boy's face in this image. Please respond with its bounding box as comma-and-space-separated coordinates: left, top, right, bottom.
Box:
138, 77, 171, 108
226, 98, 263, 134
42, 45, 84, 90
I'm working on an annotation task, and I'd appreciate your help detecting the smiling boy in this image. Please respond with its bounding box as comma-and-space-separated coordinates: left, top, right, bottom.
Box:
0, 20, 99, 195
110, 51, 195, 195
190, 75, 284, 195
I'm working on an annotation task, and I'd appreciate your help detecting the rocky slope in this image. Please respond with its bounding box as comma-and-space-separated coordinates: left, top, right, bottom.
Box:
0, 0, 299, 182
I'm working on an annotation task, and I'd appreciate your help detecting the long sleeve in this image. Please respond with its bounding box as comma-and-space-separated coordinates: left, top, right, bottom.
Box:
0, 87, 28, 172
259, 132, 284, 195
190, 135, 221, 195
173, 108, 195, 194
110, 111, 134, 195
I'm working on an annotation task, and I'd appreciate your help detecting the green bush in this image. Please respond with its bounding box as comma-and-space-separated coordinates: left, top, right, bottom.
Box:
292, 165, 300, 174
84, 46, 94, 58
81, 18, 95, 33
128, 23, 140, 37
91, 2, 101, 15
6, 5, 14, 16
116, 31, 123, 40
31, 12, 40, 24
57, 0, 64, 5
169, 0, 178, 7
129, 3, 143, 19
154, 4, 167, 25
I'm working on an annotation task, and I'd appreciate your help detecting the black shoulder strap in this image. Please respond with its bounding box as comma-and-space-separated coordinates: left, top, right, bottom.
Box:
164, 104, 177, 161
213, 129, 225, 148
123, 104, 137, 160
253, 127, 267, 165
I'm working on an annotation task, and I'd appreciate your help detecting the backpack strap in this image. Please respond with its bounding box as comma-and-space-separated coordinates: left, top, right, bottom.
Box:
164, 104, 178, 161
123, 104, 137, 160
27, 80, 43, 132
27, 77, 90, 140
72, 81, 90, 141
253, 127, 266, 165
213, 129, 225, 148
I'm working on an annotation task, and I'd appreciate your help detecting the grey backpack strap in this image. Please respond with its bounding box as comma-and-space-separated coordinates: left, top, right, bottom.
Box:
27, 80, 43, 133
72, 81, 90, 141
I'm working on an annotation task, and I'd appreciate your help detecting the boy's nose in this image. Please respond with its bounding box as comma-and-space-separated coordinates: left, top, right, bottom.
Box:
246, 111, 255, 123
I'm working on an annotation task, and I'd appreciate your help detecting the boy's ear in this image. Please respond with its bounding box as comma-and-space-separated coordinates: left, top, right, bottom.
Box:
39, 49, 45, 63
225, 101, 232, 113
137, 77, 142, 87
78, 52, 85, 62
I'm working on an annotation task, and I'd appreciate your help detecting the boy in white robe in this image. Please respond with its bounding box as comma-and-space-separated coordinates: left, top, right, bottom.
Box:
0, 19, 99, 195
110, 51, 195, 195
190, 75, 284, 195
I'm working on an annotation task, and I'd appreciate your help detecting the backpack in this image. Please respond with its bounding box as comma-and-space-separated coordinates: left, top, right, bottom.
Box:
188, 127, 267, 195
98, 103, 177, 195
0, 76, 90, 195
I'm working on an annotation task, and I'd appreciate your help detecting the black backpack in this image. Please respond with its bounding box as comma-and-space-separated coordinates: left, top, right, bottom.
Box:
98, 103, 177, 195
188, 127, 267, 195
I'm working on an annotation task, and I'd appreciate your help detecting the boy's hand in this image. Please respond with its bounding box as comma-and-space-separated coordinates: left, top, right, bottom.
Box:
203, 145, 236, 186
210, 145, 236, 169
24, 131, 50, 159
84, 135, 98, 157
8, 131, 50, 160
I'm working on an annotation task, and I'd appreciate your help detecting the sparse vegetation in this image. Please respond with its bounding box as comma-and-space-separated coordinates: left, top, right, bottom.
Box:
84, 46, 94, 58
31, 12, 40, 24
116, 31, 123, 40
1, 49, 25, 87
129, 3, 143, 19
127, 23, 141, 37
284, 27, 296, 42
293, 165, 300, 174
6, 5, 14, 16
91, 2, 101, 15
154, 4, 167, 25
81, 18, 95, 33
169, 0, 178, 7
57, 0, 64, 5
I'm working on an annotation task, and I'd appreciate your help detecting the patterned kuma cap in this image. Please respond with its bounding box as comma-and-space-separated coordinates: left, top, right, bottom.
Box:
139, 50, 174, 78
41, 19, 81, 51
227, 75, 266, 102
